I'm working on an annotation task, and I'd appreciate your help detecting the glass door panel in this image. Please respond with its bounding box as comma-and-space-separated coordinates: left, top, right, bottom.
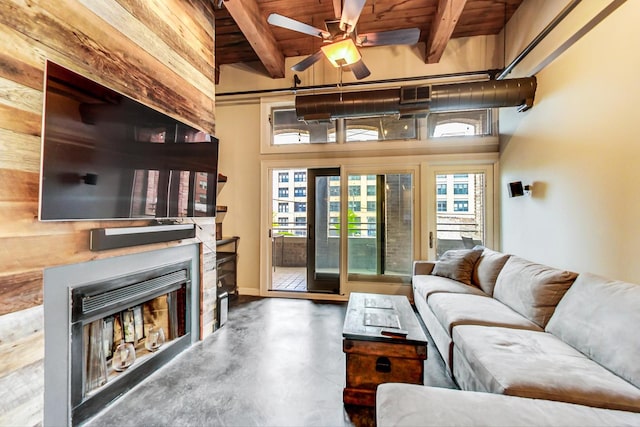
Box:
270, 168, 308, 292
307, 168, 340, 293
347, 173, 413, 282
434, 172, 486, 258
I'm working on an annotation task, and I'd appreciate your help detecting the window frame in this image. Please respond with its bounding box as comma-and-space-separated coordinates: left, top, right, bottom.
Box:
260, 146, 498, 299
261, 98, 499, 156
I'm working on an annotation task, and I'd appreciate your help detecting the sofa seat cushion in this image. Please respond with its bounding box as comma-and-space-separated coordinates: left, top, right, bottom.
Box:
428, 293, 542, 336
452, 325, 640, 412
546, 272, 640, 389
493, 256, 577, 327
413, 274, 487, 303
376, 384, 640, 427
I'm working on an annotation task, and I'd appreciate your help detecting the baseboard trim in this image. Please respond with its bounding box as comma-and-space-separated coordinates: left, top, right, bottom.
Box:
237, 287, 260, 296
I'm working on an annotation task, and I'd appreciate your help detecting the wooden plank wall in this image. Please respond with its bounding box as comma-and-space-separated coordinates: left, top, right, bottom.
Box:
0, 0, 216, 424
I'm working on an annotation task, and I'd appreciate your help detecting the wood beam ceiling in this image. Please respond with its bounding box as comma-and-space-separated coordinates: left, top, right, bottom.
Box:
332, 0, 342, 19
426, 0, 467, 64
222, 0, 285, 78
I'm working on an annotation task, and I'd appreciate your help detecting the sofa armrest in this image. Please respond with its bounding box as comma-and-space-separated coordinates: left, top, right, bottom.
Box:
413, 260, 435, 276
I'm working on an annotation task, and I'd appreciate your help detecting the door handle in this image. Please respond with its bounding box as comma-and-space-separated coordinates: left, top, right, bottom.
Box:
429, 231, 433, 249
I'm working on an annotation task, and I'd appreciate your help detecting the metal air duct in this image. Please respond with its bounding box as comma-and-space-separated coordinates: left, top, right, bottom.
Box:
295, 77, 537, 121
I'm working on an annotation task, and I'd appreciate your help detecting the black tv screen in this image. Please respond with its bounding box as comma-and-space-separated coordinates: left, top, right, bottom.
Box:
39, 61, 219, 221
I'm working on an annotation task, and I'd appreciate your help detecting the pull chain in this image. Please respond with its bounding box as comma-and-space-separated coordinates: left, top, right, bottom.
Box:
339, 67, 344, 102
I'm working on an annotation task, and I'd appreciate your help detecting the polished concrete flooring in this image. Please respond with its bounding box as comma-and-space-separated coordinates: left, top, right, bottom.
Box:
85, 296, 457, 427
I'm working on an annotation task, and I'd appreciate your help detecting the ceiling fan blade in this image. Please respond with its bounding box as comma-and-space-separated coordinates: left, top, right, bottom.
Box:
358, 28, 421, 47
267, 14, 330, 39
291, 50, 324, 72
340, 0, 366, 33
350, 59, 371, 80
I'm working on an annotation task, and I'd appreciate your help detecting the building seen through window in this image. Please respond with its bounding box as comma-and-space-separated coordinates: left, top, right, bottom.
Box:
271, 169, 415, 280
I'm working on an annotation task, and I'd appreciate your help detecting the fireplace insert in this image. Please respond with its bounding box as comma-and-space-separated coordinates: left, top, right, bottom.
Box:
44, 244, 200, 426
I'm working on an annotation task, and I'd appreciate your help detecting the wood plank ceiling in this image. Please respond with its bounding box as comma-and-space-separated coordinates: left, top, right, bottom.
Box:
214, 0, 524, 81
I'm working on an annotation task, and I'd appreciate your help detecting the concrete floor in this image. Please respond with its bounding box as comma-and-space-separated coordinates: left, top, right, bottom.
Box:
85, 296, 457, 427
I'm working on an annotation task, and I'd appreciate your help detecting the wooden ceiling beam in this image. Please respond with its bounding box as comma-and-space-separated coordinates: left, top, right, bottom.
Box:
332, 0, 342, 19
222, 0, 285, 78
426, 0, 467, 64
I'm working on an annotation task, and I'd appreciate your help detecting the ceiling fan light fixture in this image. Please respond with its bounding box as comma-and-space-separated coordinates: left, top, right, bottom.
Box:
321, 39, 361, 67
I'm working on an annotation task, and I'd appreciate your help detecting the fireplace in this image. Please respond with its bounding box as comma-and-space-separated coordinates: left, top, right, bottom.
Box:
44, 244, 200, 426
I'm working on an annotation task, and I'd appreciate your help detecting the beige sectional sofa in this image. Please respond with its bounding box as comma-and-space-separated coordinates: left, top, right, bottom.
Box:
376, 247, 640, 425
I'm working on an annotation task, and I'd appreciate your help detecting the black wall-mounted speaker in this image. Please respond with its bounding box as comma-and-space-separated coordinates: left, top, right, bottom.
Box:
90, 224, 196, 251
508, 181, 525, 198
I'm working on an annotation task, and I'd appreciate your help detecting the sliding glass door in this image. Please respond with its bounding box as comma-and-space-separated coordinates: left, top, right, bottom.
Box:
307, 168, 340, 293
269, 167, 341, 294
346, 172, 414, 282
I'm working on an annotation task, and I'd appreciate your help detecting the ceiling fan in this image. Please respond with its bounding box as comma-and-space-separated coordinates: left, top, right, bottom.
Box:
267, 0, 420, 80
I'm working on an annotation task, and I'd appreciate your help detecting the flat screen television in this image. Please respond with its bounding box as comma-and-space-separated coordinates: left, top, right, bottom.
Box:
39, 61, 219, 221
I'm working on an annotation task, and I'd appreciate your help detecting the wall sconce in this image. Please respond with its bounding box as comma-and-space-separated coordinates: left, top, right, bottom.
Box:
321, 39, 361, 67
508, 181, 531, 197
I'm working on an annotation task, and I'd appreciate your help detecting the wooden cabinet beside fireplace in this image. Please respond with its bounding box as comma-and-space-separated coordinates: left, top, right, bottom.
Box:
216, 236, 238, 295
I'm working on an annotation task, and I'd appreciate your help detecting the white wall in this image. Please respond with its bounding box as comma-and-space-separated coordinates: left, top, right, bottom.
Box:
215, 103, 262, 294
499, 0, 640, 282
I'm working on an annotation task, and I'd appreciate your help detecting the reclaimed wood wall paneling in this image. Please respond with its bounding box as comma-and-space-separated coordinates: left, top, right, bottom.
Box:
0, 0, 216, 424
0, 0, 215, 133
115, 0, 215, 74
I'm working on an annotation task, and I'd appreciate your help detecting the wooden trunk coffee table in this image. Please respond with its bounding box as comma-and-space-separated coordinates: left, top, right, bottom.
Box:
342, 292, 428, 407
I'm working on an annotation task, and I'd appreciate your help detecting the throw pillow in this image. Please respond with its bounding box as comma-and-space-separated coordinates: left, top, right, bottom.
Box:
472, 249, 511, 296
432, 249, 483, 286
493, 256, 577, 327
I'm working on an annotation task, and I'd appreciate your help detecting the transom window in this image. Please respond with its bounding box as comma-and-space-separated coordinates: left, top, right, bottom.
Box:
271, 107, 493, 146
272, 109, 335, 145
345, 116, 417, 142
428, 110, 492, 137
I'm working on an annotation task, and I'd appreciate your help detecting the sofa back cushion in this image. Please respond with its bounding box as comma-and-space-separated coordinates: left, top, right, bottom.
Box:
432, 249, 483, 286
493, 256, 577, 328
472, 248, 511, 296
546, 273, 640, 389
